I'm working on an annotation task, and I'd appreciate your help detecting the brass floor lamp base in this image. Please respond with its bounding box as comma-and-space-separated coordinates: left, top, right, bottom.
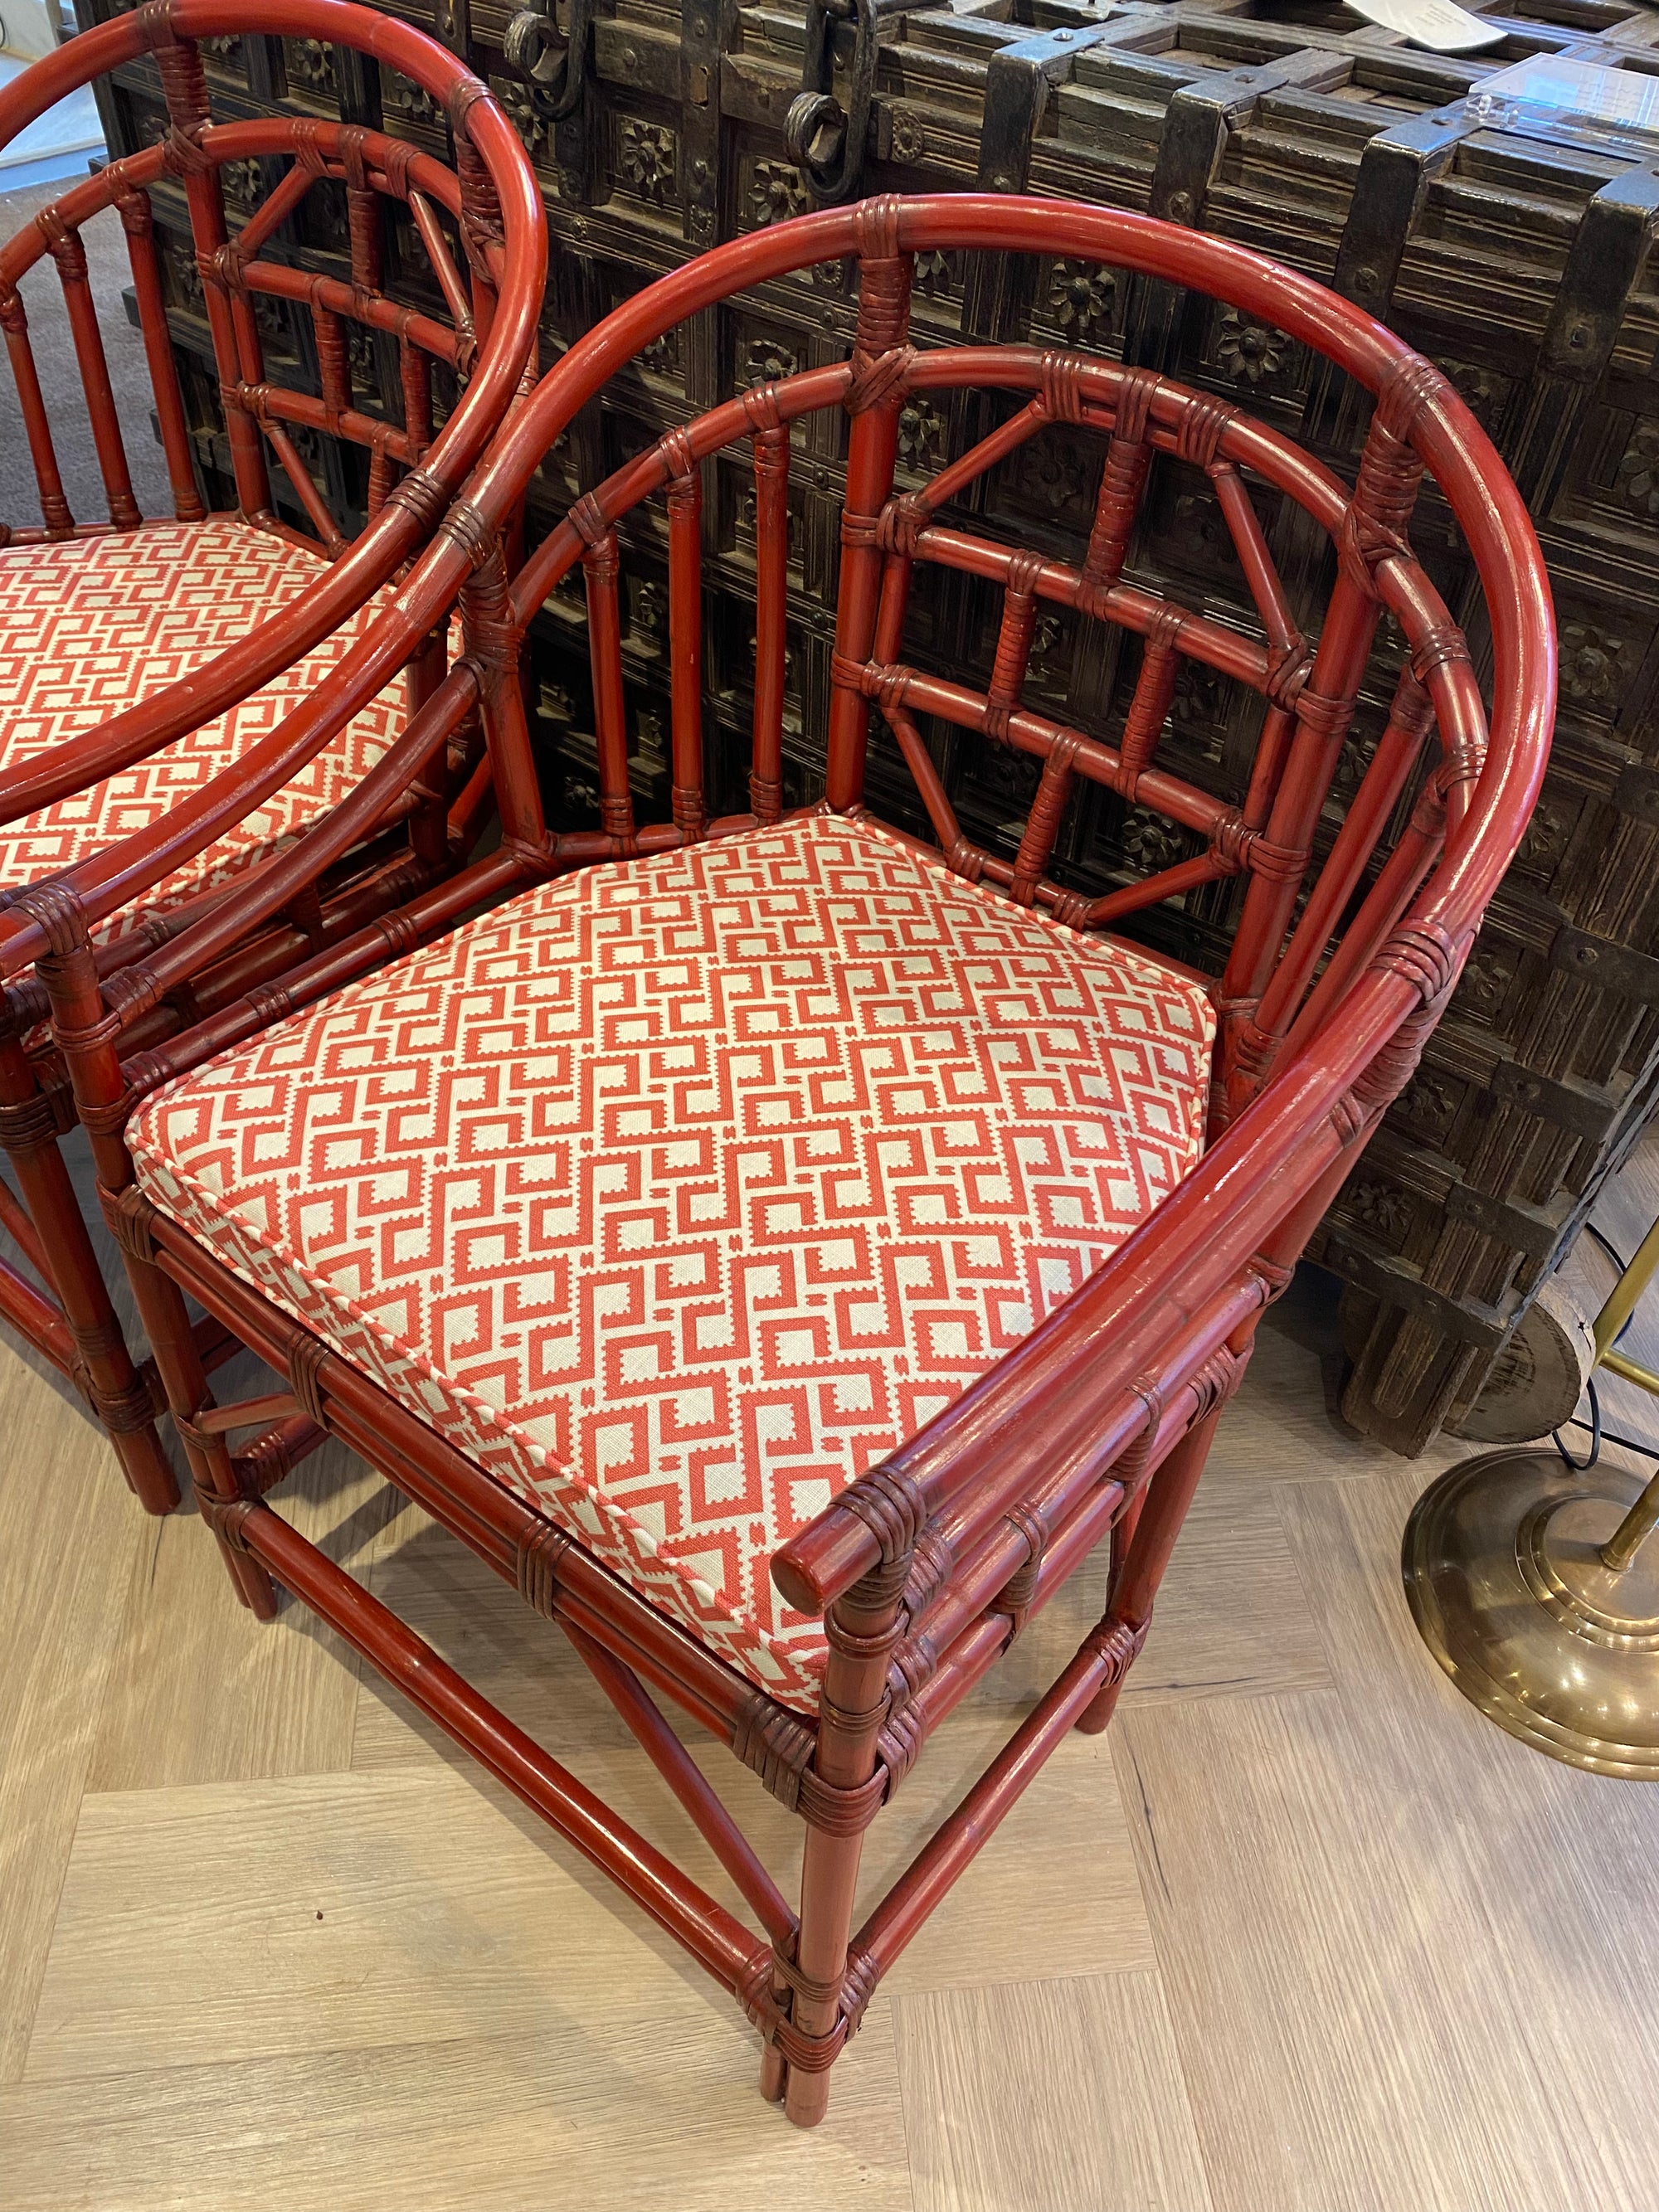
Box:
1404, 1450, 1659, 1778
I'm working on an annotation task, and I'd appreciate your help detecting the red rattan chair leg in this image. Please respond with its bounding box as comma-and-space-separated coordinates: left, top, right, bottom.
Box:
758, 2040, 787, 2104
783, 1825, 863, 2126
1107, 1486, 1146, 1607
18, 895, 260, 1573
1073, 1402, 1226, 1737
125, 1226, 278, 1618
95, 1154, 280, 1615
195, 1436, 281, 1620
784, 1559, 909, 2126
0, 1028, 176, 1510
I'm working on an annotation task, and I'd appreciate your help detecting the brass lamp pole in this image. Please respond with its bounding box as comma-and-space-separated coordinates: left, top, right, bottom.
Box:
1404, 1215, 1659, 1777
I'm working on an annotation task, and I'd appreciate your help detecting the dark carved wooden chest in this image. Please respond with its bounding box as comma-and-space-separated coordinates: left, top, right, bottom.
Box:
77, 0, 1659, 1450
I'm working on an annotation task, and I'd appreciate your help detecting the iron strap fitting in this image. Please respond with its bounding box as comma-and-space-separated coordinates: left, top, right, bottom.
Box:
786, 0, 927, 205
977, 17, 1122, 196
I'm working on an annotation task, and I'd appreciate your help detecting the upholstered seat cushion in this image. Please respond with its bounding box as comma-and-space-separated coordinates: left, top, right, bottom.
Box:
129, 812, 1216, 1709
0, 516, 409, 934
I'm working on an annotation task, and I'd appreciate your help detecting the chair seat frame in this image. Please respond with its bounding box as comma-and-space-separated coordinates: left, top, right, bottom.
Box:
0, 0, 545, 1510
20, 196, 1554, 2125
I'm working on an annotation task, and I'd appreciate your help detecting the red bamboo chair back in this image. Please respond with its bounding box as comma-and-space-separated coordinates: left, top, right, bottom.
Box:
485, 199, 1548, 1147
0, 0, 543, 563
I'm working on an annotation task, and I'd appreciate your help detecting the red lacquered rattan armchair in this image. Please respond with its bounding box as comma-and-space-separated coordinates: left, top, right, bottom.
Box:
0, 0, 543, 1510
25, 198, 1551, 2124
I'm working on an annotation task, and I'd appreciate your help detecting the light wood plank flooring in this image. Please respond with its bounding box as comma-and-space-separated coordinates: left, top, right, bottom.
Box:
2, 1134, 1658, 2210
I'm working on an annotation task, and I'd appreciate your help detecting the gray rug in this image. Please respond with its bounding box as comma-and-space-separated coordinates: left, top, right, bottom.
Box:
1, 176, 178, 530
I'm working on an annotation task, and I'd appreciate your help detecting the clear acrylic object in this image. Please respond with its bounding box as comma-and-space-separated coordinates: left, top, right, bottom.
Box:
1465, 55, 1659, 159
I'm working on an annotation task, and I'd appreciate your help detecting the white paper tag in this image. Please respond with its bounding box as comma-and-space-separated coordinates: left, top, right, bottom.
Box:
1344, 0, 1507, 52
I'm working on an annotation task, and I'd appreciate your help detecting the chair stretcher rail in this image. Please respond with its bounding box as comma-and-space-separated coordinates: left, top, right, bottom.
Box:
241, 1500, 765, 1994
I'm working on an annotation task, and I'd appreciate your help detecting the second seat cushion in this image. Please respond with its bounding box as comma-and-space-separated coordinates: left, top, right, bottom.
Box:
0, 515, 411, 933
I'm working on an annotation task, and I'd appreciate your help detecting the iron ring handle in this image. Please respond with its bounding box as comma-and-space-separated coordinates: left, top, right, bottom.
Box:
785, 88, 855, 203
504, 2, 589, 124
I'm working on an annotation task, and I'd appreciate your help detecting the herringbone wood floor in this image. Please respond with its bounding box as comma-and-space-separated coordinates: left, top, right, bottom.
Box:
2, 1129, 1658, 2211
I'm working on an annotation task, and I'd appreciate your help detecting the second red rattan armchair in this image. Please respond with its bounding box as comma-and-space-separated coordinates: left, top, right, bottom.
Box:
20, 196, 1553, 2124
0, 0, 544, 1510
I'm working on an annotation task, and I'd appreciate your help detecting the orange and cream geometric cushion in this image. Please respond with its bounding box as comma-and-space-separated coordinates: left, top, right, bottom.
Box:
129, 811, 1217, 1710
0, 515, 410, 934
